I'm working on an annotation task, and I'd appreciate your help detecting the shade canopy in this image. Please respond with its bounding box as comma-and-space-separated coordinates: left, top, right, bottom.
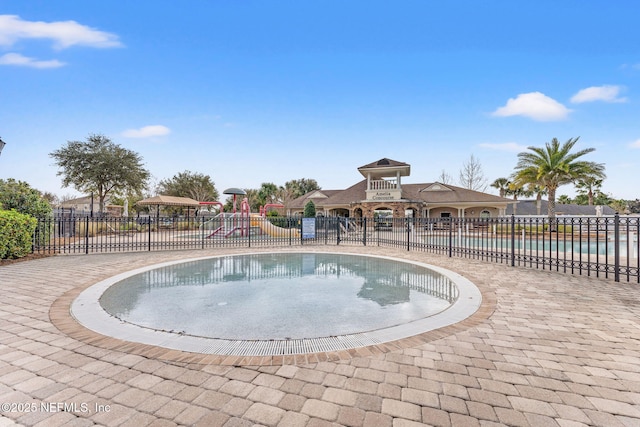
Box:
136, 195, 201, 207
223, 188, 247, 196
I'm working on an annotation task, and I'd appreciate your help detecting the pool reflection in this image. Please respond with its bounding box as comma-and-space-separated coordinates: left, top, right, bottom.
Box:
99, 253, 459, 340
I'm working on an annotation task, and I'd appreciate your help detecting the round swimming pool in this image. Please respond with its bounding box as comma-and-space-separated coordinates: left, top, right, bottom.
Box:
72, 252, 481, 356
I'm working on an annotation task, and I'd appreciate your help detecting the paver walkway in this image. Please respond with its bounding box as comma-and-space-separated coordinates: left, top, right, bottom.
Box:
1, 246, 639, 426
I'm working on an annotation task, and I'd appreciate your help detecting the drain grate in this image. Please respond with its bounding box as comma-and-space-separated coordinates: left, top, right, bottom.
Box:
195, 333, 383, 356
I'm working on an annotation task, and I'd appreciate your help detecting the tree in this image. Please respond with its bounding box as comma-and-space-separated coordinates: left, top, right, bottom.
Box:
157, 170, 219, 202
459, 154, 488, 192
558, 195, 572, 204
575, 176, 603, 206
506, 183, 533, 215
41, 192, 59, 207
437, 170, 453, 184
277, 186, 297, 211
242, 189, 260, 212
490, 177, 511, 198
257, 182, 280, 207
512, 137, 605, 225
0, 179, 52, 218
222, 189, 258, 212
303, 200, 316, 218
50, 134, 150, 214
284, 178, 320, 199
573, 191, 611, 206
111, 191, 146, 216
625, 199, 640, 213
607, 199, 628, 213
526, 183, 547, 216
508, 183, 533, 201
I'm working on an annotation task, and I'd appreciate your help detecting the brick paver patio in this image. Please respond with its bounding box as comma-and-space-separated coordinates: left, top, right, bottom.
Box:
1, 246, 639, 426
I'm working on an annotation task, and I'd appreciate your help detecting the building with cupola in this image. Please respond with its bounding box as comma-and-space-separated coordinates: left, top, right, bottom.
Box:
288, 158, 515, 219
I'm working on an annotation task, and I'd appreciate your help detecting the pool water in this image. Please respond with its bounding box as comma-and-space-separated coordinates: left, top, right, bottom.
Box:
425, 235, 637, 256
99, 253, 458, 340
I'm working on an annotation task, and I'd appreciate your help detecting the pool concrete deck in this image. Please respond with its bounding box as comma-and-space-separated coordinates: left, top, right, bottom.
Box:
1, 246, 640, 426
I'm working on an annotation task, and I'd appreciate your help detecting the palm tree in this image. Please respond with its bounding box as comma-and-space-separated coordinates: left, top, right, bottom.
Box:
490, 177, 511, 198
557, 194, 572, 204
243, 189, 261, 212
512, 137, 605, 228
257, 182, 280, 206
575, 176, 603, 206
507, 183, 533, 215
526, 183, 547, 216
508, 183, 534, 201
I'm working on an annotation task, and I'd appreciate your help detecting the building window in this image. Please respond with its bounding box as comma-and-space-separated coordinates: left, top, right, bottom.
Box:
480, 210, 491, 218
440, 212, 451, 218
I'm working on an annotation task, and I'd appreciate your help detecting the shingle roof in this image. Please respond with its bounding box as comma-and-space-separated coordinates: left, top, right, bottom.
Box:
358, 158, 410, 169
288, 181, 367, 209
288, 181, 512, 209
136, 195, 201, 207
505, 200, 616, 216
402, 183, 511, 204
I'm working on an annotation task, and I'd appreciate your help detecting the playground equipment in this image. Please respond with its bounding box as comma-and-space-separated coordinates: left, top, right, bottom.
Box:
251, 203, 300, 238
250, 214, 300, 238
259, 203, 284, 216
201, 188, 251, 238
198, 201, 224, 237
199, 191, 299, 238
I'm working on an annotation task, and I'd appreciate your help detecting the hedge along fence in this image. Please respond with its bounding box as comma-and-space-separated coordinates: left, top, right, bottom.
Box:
0, 209, 37, 259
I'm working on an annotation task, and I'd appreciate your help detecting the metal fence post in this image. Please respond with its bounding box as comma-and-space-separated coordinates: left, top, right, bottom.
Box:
510, 214, 515, 267
248, 216, 251, 248
448, 217, 453, 257
363, 217, 367, 246
201, 217, 205, 250
615, 213, 620, 282
84, 216, 89, 254
325, 216, 328, 245
31, 226, 36, 254
406, 218, 410, 251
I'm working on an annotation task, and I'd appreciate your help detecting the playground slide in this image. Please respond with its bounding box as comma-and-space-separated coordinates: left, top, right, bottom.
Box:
251, 215, 300, 238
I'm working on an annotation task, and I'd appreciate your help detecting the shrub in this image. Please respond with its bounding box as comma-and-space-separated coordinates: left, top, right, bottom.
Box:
0, 179, 52, 218
0, 210, 37, 259
266, 215, 299, 229
175, 219, 192, 231
303, 201, 316, 218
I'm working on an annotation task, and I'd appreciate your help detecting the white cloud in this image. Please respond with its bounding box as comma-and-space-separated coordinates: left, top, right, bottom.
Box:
0, 52, 65, 68
0, 14, 122, 49
122, 125, 171, 138
570, 85, 627, 103
492, 92, 571, 121
619, 63, 640, 71
629, 139, 640, 149
478, 142, 527, 152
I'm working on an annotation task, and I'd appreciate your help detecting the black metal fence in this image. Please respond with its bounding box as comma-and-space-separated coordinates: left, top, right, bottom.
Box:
33, 214, 639, 282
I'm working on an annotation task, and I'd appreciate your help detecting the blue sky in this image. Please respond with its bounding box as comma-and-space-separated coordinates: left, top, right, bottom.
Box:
1, 1, 639, 202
